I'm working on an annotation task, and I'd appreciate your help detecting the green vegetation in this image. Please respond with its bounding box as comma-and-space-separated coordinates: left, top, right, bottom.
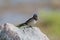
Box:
38, 11, 60, 40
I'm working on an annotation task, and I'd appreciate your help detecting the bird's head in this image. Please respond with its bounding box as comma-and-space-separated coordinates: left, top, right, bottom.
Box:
33, 14, 38, 21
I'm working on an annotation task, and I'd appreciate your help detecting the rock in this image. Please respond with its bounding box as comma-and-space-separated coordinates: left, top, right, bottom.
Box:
0, 23, 49, 40
0, 23, 20, 40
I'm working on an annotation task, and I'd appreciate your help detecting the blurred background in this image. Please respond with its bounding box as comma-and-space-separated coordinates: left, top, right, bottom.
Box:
0, 0, 60, 40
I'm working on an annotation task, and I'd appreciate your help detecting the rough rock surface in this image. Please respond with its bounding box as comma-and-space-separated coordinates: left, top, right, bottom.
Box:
0, 23, 49, 40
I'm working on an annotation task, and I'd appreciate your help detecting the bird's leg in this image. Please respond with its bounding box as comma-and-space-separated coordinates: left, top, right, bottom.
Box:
29, 25, 32, 28
26, 25, 32, 28
29, 25, 33, 29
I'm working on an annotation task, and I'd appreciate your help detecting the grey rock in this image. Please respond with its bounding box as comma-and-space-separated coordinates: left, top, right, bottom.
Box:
0, 23, 20, 40
0, 23, 49, 40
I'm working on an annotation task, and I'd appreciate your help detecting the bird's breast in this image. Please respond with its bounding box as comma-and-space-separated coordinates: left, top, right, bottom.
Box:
28, 20, 37, 26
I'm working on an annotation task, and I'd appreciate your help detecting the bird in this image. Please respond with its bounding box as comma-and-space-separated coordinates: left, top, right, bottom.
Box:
17, 14, 38, 28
